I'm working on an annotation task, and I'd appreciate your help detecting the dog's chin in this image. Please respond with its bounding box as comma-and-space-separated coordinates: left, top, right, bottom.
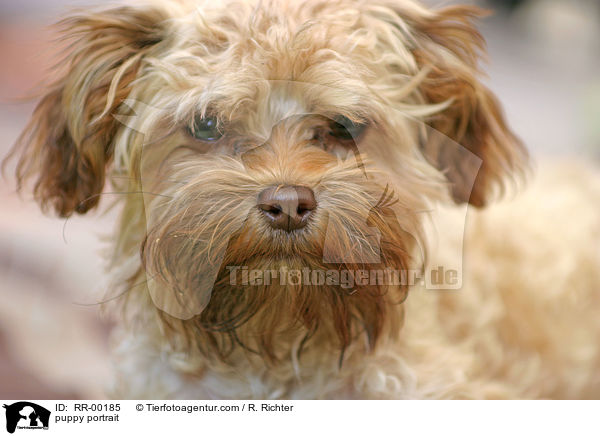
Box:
143, 196, 418, 362
143, 215, 414, 364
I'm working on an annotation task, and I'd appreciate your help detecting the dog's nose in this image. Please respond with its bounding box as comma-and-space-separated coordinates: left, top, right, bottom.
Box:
257, 185, 317, 231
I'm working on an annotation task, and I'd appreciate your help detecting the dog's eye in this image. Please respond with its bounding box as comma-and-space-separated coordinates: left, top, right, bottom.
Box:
188, 116, 223, 141
329, 116, 366, 140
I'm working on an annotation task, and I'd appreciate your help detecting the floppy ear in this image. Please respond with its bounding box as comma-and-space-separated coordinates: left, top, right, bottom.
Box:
8, 5, 169, 216
408, 5, 528, 207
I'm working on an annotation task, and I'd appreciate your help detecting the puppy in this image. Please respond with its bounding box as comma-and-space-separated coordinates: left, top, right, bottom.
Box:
8, 0, 600, 399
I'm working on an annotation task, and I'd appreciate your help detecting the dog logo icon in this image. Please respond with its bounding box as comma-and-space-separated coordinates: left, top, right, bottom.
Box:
2, 402, 50, 434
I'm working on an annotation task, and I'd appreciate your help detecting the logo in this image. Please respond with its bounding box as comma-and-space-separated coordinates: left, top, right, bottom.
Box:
2, 402, 50, 434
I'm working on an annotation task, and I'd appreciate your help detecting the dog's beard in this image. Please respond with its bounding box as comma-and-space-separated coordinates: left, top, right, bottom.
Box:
140, 152, 424, 364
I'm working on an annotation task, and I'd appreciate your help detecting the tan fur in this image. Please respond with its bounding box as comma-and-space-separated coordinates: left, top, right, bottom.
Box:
6, 0, 599, 399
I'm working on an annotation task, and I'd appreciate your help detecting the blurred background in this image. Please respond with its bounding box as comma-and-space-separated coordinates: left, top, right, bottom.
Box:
0, 0, 599, 399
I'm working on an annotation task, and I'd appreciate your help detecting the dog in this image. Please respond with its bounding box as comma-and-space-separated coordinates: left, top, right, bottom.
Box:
7, 0, 600, 399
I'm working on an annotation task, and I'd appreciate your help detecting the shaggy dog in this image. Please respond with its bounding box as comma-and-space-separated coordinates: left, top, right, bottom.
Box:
8, 0, 600, 398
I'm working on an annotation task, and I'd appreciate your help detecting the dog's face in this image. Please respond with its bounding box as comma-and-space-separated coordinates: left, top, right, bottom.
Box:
11, 0, 526, 361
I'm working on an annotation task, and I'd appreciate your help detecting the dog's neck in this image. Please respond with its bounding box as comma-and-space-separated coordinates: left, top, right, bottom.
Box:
155, 279, 406, 365
111, 278, 407, 399
114, 265, 405, 374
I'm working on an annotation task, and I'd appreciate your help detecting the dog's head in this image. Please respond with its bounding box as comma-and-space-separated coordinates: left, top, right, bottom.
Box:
9, 0, 526, 362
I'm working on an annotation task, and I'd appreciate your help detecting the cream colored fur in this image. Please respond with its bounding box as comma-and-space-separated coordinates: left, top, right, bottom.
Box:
8, 0, 600, 399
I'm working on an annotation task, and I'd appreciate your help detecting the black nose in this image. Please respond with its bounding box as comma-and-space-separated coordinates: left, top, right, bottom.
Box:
257, 185, 317, 231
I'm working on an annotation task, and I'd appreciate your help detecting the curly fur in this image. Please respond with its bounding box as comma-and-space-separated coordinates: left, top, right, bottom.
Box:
6, 0, 599, 399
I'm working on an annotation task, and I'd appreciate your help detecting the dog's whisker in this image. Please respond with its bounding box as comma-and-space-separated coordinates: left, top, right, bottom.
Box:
71, 279, 149, 307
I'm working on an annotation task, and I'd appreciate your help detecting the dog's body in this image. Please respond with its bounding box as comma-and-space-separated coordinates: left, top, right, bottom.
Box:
8, 0, 600, 399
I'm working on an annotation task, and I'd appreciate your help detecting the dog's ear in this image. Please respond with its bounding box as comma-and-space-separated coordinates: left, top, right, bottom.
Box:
8, 5, 169, 216
407, 6, 528, 207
